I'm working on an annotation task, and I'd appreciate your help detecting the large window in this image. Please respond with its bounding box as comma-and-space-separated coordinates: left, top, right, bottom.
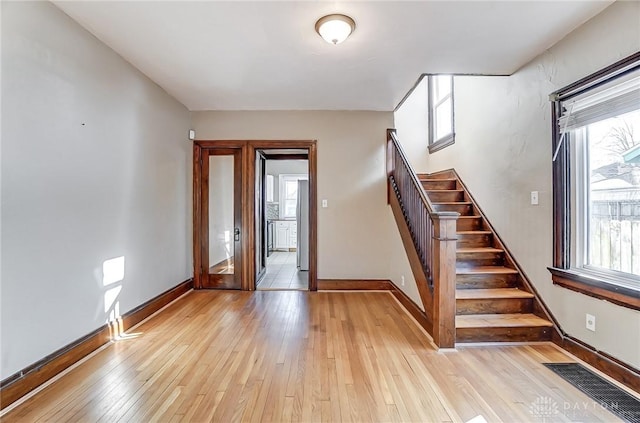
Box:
279, 174, 307, 219
428, 74, 455, 153
550, 53, 640, 310
575, 110, 640, 279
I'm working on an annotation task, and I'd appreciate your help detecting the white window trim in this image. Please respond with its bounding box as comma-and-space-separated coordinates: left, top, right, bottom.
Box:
573, 127, 589, 270
428, 75, 455, 153
570, 110, 640, 291
279, 174, 308, 219
549, 52, 640, 310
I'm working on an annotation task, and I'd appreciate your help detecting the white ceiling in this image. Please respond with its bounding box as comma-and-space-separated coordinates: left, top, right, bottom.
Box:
53, 1, 613, 111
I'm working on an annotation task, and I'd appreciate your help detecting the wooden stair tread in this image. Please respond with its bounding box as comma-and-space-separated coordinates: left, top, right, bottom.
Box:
456, 313, 553, 328
433, 201, 472, 205
457, 230, 492, 235
425, 189, 464, 193
456, 288, 534, 299
457, 247, 503, 253
457, 266, 518, 274
397, 169, 556, 343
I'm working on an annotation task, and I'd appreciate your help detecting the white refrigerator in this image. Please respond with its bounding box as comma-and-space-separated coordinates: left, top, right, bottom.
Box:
296, 180, 309, 271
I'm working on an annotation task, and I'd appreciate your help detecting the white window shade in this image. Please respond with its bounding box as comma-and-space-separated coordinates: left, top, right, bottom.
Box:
558, 72, 640, 133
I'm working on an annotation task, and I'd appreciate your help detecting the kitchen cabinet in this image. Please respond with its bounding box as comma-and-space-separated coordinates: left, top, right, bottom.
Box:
289, 225, 297, 248
275, 221, 289, 249
274, 220, 297, 249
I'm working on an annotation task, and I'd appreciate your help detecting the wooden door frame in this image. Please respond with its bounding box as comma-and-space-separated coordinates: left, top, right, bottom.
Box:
255, 150, 268, 284
193, 143, 245, 289
193, 140, 318, 291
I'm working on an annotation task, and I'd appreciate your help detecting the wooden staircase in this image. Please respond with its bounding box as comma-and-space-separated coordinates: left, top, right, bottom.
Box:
419, 170, 554, 343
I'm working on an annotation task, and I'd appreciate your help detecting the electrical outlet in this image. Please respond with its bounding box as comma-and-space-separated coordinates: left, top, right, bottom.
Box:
586, 313, 596, 332
531, 191, 539, 205
401, 276, 405, 286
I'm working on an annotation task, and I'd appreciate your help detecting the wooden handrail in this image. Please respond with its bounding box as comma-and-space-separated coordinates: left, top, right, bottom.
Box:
388, 130, 436, 212
386, 128, 458, 348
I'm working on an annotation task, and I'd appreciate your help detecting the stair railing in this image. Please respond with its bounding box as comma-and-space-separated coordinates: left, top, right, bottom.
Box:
386, 129, 458, 348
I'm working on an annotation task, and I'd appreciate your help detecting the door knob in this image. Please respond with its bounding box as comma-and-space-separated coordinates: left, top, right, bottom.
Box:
234, 228, 240, 241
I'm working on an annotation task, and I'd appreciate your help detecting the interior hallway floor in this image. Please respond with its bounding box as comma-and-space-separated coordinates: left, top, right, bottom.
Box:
1, 290, 631, 422
258, 251, 308, 290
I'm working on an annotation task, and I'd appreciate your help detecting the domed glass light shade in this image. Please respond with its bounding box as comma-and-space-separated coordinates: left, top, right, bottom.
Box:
315, 14, 356, 45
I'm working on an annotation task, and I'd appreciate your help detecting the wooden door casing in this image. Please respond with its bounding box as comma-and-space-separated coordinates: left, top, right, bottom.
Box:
201, 148, 242, 289
193, 140, 318, 291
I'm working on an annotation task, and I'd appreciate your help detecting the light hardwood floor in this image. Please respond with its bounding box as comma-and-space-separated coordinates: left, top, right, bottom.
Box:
2, 291, 630, 422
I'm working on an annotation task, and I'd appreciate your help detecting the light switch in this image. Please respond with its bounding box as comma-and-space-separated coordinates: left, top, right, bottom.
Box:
586, 314, 596, 332
530, 191, 539, 205
322, 199, 328, 208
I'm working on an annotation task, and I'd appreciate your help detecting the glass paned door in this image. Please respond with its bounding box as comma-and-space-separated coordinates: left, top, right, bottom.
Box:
204, 149, 242, 289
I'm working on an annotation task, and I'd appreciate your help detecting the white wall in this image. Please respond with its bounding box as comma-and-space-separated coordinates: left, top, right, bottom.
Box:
387, 221, 425, 311
192, 111, 395, 280
1, 2, 191, 379
208, 156, 234, 266
394, 76, 430, 173
395, 1, 640, 367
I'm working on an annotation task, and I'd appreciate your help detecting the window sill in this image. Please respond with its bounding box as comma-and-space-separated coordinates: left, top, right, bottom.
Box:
428, 134, 455, 154
548, 267, 640, 311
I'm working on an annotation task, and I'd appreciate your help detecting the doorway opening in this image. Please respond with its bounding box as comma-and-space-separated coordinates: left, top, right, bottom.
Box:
255, 150, 309, 290
193, 140, 317, 291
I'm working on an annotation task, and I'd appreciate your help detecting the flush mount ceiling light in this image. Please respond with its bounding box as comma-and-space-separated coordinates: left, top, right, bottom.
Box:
315, 14, 356, 45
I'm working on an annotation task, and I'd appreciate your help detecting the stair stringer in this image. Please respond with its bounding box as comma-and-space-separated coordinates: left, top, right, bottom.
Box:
388, 178, 435, 335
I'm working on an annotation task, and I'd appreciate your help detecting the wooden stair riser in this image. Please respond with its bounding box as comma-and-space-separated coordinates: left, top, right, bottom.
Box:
417, 170, 555, 344
456, 297, 533, 315
433, 203, 473, 214
425, 190, 465, 202
457, 252, 505, 267
456, 232, 492, 248
456, 217, 483, 231
418, 173, 455, 180
457, 257, 505, 267
456, 326, 552, 343
456, 273, 519, 289
421, 179, 457, 190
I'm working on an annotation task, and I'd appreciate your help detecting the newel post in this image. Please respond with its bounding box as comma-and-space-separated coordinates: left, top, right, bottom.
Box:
431, 212, 459, 348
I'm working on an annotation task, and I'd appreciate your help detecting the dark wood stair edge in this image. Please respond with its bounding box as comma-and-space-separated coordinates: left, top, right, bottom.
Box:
455, 326, 553, 343
410, 170, 639, 391
389, 274, 639, 393
387, 279, 434, 342
425, 169, 640, 392
425, 169, 561, 328
417, 170, 456, 180
387, 180, 436, 337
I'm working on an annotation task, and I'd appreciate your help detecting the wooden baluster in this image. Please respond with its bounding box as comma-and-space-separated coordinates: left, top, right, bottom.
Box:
388, 129, 459, 348
431, 212, 458, 348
